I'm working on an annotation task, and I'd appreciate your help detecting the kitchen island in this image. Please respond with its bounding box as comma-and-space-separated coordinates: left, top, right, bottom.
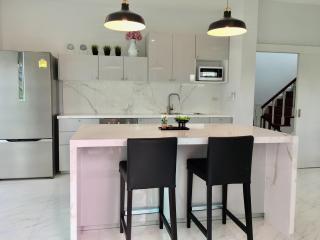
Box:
70, 124, 298, 240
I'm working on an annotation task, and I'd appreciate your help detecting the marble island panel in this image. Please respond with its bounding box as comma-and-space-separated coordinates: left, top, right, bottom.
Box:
70, 124, 298, 240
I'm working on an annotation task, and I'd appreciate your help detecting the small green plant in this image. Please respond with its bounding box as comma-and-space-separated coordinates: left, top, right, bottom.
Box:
161, 115, 168, 125
91, 45, 99, 55
103, 45, 111, 56
115, 46, 122, 56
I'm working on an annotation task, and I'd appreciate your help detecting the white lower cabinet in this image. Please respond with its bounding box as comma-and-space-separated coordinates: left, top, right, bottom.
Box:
210, 117, 233, 124
58, 118, 99, 172
59, 145, 70, 172
138, 118, 161, 124
59, 118, 100, 132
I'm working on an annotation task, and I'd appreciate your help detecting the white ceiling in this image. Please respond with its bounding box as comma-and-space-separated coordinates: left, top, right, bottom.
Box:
55, 0, 320, 7
47, 0, 227, 9
272, 0, 320, 5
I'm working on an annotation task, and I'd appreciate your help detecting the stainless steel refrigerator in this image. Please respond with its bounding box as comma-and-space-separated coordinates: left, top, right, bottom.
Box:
0, 51, 58, 179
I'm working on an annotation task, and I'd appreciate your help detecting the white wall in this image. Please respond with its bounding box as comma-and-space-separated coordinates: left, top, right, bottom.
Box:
221, 0, 259, 124
255, 52, 298, 105
295, 52, 320, 168
258, 0, 320, 46
0, 0, 259, 123
258, 44, 320, 168
257, 1, 320, 168
0, 0, 225, 56
0, 0, 2, 49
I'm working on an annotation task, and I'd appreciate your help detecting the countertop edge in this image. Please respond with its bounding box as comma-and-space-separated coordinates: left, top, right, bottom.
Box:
57, 114, 233, 119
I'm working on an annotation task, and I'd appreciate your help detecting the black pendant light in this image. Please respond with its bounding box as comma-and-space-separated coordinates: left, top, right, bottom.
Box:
104, 0, 146, 32
207, 0, 247, 37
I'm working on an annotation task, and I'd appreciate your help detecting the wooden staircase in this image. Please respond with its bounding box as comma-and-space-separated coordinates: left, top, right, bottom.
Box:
260, 79, 296, 131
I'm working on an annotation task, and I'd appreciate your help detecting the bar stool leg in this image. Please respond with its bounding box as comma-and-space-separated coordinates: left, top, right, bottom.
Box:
120, 175, 125, 233
159, 187, 164, 229
222, 184, 228, 224
127, 190, 133, 240
243, 183, 253, 240
186, 170, 193, 228
207, 186, 212, 240
169, 187, 177, 240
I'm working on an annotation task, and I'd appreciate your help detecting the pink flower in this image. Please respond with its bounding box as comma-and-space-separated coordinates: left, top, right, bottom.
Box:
126, 31, 143, 41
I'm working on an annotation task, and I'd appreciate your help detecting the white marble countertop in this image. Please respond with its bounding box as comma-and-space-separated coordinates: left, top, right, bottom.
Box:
57, 114, 233, 119
70, 124, 296, 146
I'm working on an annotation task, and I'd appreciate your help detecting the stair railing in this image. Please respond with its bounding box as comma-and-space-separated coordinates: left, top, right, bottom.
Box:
281, 91, 287, 125
261, 78, 297, 129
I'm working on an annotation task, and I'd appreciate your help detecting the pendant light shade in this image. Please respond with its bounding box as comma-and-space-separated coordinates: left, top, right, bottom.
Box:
207, 7, 247, 37
104, 0, 146, 32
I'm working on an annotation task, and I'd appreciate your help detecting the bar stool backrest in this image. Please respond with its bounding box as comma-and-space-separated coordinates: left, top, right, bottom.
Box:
127, 138, 178, 190
206, 136, 254, 186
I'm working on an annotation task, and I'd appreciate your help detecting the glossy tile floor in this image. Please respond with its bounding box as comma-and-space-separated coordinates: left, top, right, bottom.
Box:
0, 169, 319, 240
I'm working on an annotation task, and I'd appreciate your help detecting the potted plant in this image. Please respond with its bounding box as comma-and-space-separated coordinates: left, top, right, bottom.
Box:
103, 45, 111, 56
115, 46, 122, 56
126, 31, 142, 57
161, 114, 168, 129
91, 45, 99, 55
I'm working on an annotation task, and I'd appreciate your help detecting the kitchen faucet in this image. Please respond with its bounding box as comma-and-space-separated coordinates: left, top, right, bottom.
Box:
167, 93, 181, 115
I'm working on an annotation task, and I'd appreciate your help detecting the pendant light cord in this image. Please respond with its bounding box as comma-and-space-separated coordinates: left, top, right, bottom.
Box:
226, 0, 231, 11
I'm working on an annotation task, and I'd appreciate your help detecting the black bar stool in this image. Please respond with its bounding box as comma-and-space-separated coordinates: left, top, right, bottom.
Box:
119, 137, 178, 240
186, 136, 254, 240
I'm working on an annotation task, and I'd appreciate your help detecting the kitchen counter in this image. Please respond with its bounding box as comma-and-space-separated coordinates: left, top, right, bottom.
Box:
70, 124, 298, 240
57, 115, 233, 172
58, 114, 233, 119
71, 123, 294, 145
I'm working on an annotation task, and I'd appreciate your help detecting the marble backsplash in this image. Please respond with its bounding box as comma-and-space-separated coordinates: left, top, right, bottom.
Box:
61, 80, 223, 115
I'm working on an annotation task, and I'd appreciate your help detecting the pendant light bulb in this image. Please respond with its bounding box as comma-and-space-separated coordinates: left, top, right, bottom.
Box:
104, 0, 146, 32
207, 1, 247, 37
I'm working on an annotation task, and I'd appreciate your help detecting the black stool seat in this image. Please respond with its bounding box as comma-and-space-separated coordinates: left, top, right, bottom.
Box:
187, 136, 254, 240
119, 137, 178, 240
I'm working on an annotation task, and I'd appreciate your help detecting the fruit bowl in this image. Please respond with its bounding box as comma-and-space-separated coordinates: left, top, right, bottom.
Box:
175, 116, 191, 128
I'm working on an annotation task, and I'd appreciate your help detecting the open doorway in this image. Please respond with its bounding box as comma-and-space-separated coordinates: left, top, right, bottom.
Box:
254, 52, 298, 133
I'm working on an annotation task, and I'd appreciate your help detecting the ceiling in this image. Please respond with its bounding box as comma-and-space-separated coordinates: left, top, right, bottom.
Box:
272, 0, 320, 5
46, 0, 227, 9
55, 0, 320, 7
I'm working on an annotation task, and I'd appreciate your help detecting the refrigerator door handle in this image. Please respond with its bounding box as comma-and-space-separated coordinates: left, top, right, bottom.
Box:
0, 139, 52, 143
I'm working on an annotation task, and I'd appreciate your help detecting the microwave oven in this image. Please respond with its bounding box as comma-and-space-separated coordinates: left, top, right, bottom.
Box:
197, 66, 224, 82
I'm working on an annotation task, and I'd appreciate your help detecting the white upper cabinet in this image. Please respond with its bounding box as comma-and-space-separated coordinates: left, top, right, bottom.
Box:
148, 32, 196, 83
59, 54, 98, 81
124, 57, 148, 82
148, 32, 173, 82
99, 56, 147, 82
99, 56, 124, 81
172, 34, 196, 83
196, 35, 229, 61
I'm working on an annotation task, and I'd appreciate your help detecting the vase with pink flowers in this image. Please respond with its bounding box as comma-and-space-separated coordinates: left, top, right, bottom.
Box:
126, 31, 142, 57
